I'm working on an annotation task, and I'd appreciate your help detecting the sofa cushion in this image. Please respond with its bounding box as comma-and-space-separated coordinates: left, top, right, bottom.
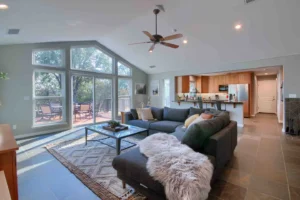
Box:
215, 112, 230, 127
149, 120, 183, 133
182, 117, 225, 151
130, 109, 138, 120
112, 147, 216, 196
163, 107, 189, 122
112, 148, 165, 195
127, 120, 155, 129
150, 107, 164, 121
189, 107, 205, 117
175, 125, 187, 133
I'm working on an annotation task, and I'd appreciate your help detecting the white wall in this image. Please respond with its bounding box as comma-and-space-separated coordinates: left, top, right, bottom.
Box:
148, 54, 300, 129
0, 41, 148, 136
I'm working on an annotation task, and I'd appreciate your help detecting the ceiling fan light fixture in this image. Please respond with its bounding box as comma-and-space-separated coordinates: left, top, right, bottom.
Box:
235, 24, 242, 30
183, 40, 188, 44
149, 50, 153, 53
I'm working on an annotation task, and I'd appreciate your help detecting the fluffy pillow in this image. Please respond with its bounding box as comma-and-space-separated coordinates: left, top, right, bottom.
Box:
141, 108, 154, 121
200, 113, 214, 120
136, 108, 142, 119
184, 114, 199, 128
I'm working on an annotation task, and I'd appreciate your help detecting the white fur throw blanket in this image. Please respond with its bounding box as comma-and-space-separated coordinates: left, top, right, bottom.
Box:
139, 133, 213, 200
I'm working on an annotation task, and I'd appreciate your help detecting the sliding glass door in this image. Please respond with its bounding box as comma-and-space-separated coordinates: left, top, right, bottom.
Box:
95, 78, 112, 123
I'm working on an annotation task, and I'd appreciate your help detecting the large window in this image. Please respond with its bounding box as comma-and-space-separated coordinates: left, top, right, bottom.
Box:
163, 79, 171, 107
71, 47, 113, 74
118, 78, 132, 117
118, 62, 131, 76
32, 49, 64, 67
33, 70, 65, 126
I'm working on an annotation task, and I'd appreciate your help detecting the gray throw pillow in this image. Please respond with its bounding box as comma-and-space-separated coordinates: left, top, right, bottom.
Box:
189, 107, 204, 117
150, 107, 164, 121
130, 109, 138, 120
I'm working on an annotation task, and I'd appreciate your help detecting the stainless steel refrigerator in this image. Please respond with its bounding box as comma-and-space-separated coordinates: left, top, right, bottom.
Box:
228, 84, 250, 117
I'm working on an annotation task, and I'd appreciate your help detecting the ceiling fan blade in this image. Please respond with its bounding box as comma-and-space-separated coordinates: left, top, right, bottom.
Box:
129, 41, 152, 45
149, 43, 156, 52
161, 34, 183, 41
143, 31, 155, 40
161, 42, 179, 49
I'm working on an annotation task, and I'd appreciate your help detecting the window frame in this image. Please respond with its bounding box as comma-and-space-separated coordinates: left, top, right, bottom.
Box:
32, 69, 66, 128
117, 61, 132, 77
70, 45, 114, 75
117, 77, 133, 116
32, 48, 66, 68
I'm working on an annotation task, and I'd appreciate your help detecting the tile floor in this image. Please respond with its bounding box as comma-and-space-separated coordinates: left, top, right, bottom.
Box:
16, 113, 300, 200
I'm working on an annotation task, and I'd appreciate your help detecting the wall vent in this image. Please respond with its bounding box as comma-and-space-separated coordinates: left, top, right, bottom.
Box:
245, 0, 255, 4
8, 29, 20, 35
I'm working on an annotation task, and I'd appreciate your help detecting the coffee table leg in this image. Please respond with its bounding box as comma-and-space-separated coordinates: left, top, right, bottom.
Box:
116, 139, 121, 155
147, 130, 149, 136
85, 128, 88, 146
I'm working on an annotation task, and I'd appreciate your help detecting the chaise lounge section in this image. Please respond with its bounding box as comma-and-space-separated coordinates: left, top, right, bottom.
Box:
113, 107, 237, 199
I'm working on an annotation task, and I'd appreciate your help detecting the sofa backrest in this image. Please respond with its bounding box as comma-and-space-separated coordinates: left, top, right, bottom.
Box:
181, 111, 230, 151
163, 107, 190, 122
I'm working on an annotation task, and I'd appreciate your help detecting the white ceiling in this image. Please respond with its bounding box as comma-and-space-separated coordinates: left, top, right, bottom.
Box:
1, 0, 300, 74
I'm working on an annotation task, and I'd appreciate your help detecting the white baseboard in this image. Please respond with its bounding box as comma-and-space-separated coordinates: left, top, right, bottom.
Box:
238, 124, 244, 127
282, 128, 285, 133
15, 127, 70, 140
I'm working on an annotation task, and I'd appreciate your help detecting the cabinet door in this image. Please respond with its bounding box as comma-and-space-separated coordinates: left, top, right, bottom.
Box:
196, 77, 202, 93
182, 76, 190, 93
238, 72, 251, 84
229, 73, 239, 84
201, 76, 209, 93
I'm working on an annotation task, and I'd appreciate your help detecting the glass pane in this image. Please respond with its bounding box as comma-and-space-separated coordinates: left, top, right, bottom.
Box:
34, 71, 63, 96
34, 98, 64, 124
95, 78, 112, 123
118, 78, 132, 117
72, 76, 94, 126
33, 49, 63, 66
71, 47, 112, 74
164, 79, 170, 107
118, 62, 131, 76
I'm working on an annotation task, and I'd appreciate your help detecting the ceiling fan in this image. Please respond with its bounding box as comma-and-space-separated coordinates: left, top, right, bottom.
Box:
129, 8, 183, 52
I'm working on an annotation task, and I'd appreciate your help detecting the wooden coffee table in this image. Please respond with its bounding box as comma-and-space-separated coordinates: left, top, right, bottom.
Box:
85, 123, 148, 155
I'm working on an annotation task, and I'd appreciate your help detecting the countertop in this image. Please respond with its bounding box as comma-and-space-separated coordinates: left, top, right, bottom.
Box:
172, 100, 244, 104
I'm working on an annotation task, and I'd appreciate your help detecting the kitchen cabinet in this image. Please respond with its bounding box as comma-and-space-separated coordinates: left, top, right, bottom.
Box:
196, 76, 202, 92
238, 72, 252, 84
201, 76, 209, 93
175, 76, 190, 93
228, 73, 239, 84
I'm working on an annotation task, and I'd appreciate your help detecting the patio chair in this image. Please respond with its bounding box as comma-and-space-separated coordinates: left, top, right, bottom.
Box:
73, 104, 80, 121
40, 105, 57, 120
78, 103, 92, 119
50, 102, 62, 119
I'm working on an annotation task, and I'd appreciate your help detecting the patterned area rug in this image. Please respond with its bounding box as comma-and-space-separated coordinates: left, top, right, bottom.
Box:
46, 133, 146, 200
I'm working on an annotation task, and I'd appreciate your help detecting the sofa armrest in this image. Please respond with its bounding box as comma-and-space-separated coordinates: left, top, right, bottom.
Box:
124, 112, 134, 124
202, 121, 237, 171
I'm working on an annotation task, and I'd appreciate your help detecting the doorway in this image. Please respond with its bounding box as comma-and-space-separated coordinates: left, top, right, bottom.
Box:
257, 75, 277, 114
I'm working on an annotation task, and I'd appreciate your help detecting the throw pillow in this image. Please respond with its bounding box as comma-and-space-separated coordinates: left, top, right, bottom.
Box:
141, 108, 154, 121
150, 107, 164, 120
200, 113, 214, 120
184, 114, 199, 128
136, 108, 143, 119
130, 109, 138, 119
188, 107, 204, 117
188, 115, 206, 128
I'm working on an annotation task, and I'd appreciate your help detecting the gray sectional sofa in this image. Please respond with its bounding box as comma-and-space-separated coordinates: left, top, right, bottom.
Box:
113, 107, 237, 200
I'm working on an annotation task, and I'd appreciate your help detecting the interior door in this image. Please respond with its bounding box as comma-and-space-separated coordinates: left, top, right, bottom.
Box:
258, 78, 277, 113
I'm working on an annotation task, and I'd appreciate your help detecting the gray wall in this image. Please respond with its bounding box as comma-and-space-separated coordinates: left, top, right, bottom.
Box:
148, 54, 300, 129
0, 41, 147, 137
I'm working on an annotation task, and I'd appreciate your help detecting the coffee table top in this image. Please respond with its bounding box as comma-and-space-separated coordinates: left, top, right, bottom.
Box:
85, 123, 147, 139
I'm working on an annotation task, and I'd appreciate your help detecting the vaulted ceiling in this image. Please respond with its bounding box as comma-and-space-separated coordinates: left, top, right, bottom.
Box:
1, 0, 300, 74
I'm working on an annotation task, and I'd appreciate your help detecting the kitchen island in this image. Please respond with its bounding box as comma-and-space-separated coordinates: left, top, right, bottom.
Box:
171, 100, 244, 127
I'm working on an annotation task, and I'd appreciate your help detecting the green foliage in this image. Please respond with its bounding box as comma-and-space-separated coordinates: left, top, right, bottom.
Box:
0, 72, 8, 80
34, 50, 63, 66
108, 120, 120, 128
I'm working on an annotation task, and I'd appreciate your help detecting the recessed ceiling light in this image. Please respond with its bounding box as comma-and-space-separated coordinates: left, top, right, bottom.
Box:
0, 4, 8, 10
183, 40, 188, 44
235, 24, 242, 30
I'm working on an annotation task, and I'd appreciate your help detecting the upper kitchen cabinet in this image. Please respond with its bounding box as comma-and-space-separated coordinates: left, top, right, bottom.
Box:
175, 76, 190, 93
201, 76, 209, 93
228, 73, 239, 84
238, 72, 252, 84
